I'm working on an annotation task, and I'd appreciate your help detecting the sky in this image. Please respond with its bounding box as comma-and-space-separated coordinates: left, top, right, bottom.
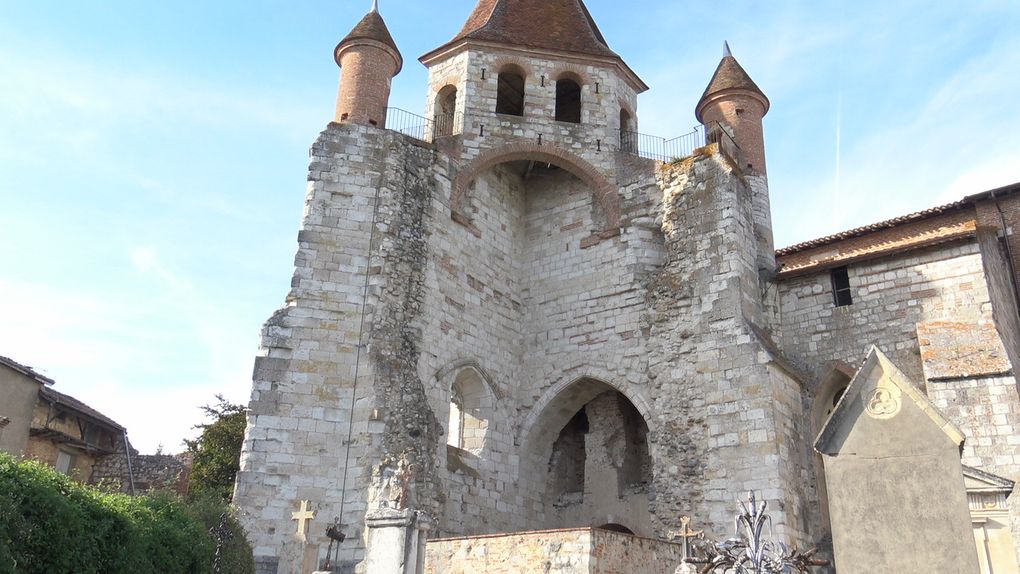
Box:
1, 0, 1018, 454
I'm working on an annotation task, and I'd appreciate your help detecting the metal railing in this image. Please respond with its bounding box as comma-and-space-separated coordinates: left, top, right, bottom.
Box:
385, 107, 739, 164
386, 107, 461, 143
621, 122, 739, 162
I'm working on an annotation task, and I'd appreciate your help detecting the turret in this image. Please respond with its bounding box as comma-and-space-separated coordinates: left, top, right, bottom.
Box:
696, 43, 770, 176
333, 1, 403, 127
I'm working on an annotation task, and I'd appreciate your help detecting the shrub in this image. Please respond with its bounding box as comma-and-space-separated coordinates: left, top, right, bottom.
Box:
0, 452, 252, 574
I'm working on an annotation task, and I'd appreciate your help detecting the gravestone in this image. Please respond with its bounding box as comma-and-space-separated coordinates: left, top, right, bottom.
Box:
815, 347, 980, 574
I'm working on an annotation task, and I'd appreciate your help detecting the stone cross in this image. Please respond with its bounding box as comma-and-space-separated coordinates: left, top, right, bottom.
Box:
669, 515, 704, 560
292, 500, 316, 538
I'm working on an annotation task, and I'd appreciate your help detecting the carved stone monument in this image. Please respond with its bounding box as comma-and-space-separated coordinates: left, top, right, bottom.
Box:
815, 347, 980, 574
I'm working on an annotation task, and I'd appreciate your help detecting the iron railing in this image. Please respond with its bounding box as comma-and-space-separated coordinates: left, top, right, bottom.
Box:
385, 107, 739, 163
386, 107, 461, 142
621, 122, 738, 162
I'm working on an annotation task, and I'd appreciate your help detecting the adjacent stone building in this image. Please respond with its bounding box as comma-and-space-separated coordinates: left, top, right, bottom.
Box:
233, 2, 1020, 573
0, 354, 191, 495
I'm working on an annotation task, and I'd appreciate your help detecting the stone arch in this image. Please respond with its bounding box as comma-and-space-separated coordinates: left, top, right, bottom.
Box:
434, 359, 508, 459
451, 144, 621, 233
491, 58, 534, 79
518, 374, 654, 452
810, 362, 855, 545
433, 83, 459, 138
434, 359, 503, 400
495, 62, 527, 117
518, 375, 656, 536
553, 68, 591, 87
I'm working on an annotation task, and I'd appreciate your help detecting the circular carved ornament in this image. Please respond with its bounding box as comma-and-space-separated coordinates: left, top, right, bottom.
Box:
865, 387, 901, 419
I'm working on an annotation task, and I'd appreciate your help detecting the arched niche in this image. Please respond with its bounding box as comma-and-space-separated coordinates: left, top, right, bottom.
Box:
554, 72, 583, 124
434, 84, 458, 138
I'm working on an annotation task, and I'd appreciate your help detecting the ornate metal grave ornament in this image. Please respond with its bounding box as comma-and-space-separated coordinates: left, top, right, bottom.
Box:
209, 512, 233, 574
322, 516, 347, 571
684, 492, 828, 574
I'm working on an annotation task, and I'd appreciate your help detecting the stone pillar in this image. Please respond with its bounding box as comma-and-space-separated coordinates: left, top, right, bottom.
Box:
363, 508, 432, 574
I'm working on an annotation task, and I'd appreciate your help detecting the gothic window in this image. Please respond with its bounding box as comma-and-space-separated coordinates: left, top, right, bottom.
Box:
831, 266, 853, 307
434, 85, 457, 138
555, 78, 582, 123
446, 368, 491, 454
495, 67, 526, 116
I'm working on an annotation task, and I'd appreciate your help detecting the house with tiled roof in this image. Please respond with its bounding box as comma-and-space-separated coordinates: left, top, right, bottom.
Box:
0, 355, 191, 495
232, 1, 1020, 573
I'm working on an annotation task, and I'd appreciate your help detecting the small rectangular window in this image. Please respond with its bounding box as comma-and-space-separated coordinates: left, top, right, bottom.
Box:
55, 451, 75, 475
831, 266, 853, 307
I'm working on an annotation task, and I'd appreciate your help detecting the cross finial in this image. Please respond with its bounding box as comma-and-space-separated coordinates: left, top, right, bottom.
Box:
723, 41, 732, 57
371, 0, 379, 12
669, 515, 705, 560
291, 500, 316, 538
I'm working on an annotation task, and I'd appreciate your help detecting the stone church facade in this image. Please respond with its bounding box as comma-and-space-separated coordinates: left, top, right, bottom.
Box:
233, 1, 1020, 572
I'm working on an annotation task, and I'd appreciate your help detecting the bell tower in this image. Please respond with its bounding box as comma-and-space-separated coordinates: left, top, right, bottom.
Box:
333, 1, 403, 127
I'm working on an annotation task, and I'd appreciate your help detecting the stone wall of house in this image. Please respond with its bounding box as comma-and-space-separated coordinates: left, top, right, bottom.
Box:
424, 528, 685, 574
776, 239, 993, 383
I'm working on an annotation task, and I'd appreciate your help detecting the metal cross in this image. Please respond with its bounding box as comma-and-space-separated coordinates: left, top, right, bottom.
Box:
291, 500, 316, 537
669, 515, 704, 559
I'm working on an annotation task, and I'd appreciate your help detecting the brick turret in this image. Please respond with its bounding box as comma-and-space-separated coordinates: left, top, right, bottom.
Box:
696, 42, 770, 176
333, 1, 403, 127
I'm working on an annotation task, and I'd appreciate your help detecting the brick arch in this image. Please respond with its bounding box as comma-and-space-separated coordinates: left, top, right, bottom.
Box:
492, 57, 535, 79
451, 144, 621, 232
552, 67, 592, 87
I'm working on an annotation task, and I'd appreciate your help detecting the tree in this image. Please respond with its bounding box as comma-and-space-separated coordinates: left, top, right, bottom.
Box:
185, 395, 247, 502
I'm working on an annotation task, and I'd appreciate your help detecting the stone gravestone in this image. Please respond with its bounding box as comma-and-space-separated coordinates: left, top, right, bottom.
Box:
814, 346, 980, 574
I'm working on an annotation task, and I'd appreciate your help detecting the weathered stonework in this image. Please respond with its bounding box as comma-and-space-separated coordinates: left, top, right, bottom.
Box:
236, 2, 1020, 573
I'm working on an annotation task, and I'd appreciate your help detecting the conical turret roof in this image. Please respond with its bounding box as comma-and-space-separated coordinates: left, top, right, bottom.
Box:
335, 6, 403, 73
696, 44, 768, 120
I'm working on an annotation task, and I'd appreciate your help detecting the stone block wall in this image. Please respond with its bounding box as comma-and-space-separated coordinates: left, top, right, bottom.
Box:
424, 528, 684, 574
425, 46, 639, 173
776, 239, 993, 383
90, 451, 191, 495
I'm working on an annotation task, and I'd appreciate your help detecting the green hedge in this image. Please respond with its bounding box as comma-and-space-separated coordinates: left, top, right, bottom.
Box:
0, 453, 254, 574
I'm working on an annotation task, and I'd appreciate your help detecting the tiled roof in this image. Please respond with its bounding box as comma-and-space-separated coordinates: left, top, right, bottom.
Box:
38, 385, 125, 432
336, 9, 402, 71
435, 0, 619, 60
0, 355, 55, 386
775, 200, 969, 257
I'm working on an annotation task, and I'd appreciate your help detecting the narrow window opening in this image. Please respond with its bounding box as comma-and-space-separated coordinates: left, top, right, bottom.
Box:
448, 386, 465, 449
831, 266, 853, 307
434, 85, 457, 138
495, 71, 525, 116
555, 79, 582, 123
620, 108, 635, 152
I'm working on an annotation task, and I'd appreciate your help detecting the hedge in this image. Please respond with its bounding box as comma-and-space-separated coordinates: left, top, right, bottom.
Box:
0, 453, 254, 574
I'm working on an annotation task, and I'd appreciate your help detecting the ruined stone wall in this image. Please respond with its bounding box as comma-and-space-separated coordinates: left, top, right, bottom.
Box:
234, 122, 442, 574
776, 239, 993, 383
642, 149, 811, 545
90, 451, 191, 495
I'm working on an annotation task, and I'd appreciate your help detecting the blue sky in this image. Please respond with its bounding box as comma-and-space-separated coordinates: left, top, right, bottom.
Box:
1, 0, 1018, 453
